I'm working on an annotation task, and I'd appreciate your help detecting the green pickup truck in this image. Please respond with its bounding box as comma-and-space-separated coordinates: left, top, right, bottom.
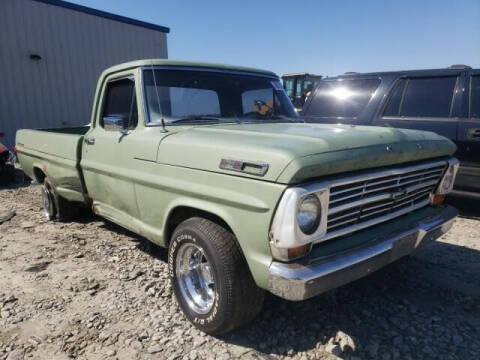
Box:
16, 59, 459, 334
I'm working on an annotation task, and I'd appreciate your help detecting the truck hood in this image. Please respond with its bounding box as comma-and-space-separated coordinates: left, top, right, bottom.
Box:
156, 123, 456, 184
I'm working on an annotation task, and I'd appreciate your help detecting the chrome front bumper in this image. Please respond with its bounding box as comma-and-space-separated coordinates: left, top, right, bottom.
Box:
268, 205, 458, 301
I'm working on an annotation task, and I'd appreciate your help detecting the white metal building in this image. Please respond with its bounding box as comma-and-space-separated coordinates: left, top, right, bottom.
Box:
0, 0, 169, 149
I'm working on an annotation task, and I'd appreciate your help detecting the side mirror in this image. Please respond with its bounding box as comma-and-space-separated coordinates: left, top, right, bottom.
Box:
103, 115, 129, 132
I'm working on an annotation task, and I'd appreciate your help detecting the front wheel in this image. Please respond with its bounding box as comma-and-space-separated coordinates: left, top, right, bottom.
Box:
168, 217, 264, 334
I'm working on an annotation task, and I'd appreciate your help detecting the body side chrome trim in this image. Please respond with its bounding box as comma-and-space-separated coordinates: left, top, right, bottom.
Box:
219, 158, 269, 177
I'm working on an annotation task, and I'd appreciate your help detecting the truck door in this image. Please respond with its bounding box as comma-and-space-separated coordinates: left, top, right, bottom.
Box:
377, 74, 461, 140
456, 71, 480, 190
81, 74, 141, 221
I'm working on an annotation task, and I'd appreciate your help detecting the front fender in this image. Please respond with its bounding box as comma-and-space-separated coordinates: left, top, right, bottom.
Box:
133, 162, 287, 289
160, 197, 273, 288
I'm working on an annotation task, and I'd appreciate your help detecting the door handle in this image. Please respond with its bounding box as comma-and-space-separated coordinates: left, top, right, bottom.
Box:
84, 137, 95, 145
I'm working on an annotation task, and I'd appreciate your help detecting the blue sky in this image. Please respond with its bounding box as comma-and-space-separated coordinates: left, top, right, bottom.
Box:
72, 0, 480, 76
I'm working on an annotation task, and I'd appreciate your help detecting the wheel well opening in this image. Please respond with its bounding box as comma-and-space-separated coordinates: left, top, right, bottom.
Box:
33, 167, 46, 183
165, 206, 233, 246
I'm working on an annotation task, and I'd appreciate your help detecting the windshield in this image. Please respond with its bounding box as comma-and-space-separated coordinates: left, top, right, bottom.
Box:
283, 78, 294, 100
143, 69, 298, 124
306, 78, 380, 118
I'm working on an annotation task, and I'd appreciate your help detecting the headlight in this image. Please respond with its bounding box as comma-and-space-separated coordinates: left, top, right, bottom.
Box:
270, 186, 329, 261
297, 194, 321, 235
436, 158, 459, 195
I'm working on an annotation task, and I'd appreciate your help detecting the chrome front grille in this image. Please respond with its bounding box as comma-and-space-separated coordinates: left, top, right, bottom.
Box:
324, 160, 447, 241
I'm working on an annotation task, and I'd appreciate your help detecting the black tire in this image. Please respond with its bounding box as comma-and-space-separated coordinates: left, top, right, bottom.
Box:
0, 164, 15, 185
168, 217, 264, 334
43, 178, 79, 221
5, 164, 15, 183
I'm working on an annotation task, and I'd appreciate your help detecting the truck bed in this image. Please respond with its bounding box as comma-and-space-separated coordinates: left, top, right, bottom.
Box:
16, 126, 89, 203
37, 126, 90, 135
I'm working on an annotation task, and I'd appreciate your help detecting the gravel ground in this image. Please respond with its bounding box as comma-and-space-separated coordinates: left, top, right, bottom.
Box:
0, 179, 479, 360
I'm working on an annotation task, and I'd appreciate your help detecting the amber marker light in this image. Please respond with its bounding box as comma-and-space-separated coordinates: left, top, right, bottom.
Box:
287, 243, 312, 260
431, 194, 446, 206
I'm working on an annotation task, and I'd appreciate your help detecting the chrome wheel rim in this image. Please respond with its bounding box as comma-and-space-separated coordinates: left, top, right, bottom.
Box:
175, 243, 215, 314
41, 186, 52, 220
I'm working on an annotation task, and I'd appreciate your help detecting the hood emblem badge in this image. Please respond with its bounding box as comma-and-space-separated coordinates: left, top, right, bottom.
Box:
219, 158, 269, 177
386, 145, 393, 151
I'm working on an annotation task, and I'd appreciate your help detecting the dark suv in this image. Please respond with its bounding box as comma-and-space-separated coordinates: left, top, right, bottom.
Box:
302, 65, 480, 194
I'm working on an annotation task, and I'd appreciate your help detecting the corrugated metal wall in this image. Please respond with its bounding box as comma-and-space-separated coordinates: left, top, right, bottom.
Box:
0, 0, 168, 149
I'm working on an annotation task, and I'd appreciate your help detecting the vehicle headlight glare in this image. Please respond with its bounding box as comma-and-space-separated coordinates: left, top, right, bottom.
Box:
442, 173, 453, 190
436, 160, 459, 195
296, 194, 321, 235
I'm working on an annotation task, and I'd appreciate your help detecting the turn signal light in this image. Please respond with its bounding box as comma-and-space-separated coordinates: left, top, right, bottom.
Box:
431, 194, 446, 206
287, 243, 312, 260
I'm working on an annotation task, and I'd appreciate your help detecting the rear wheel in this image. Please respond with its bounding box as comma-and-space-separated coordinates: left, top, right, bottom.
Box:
169, 217, 264, 334
41, 180, 57, 220
42, 178, 79, 221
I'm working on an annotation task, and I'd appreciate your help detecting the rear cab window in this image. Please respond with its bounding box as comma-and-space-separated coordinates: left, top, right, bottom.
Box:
305, 78, 381, 118
383, 76, 457, 118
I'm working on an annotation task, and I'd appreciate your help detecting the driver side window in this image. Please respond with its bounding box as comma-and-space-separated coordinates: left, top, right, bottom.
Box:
101, 78, 138, 130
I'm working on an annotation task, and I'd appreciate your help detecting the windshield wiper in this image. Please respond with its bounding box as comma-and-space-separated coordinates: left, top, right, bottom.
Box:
170, 115, 223, 124
241, 113, 301, 123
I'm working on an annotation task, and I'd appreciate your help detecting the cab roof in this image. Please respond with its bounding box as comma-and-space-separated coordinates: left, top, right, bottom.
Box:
326, 65, 478, 80
282, 73, 321, 78
102, 59, 278, 78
